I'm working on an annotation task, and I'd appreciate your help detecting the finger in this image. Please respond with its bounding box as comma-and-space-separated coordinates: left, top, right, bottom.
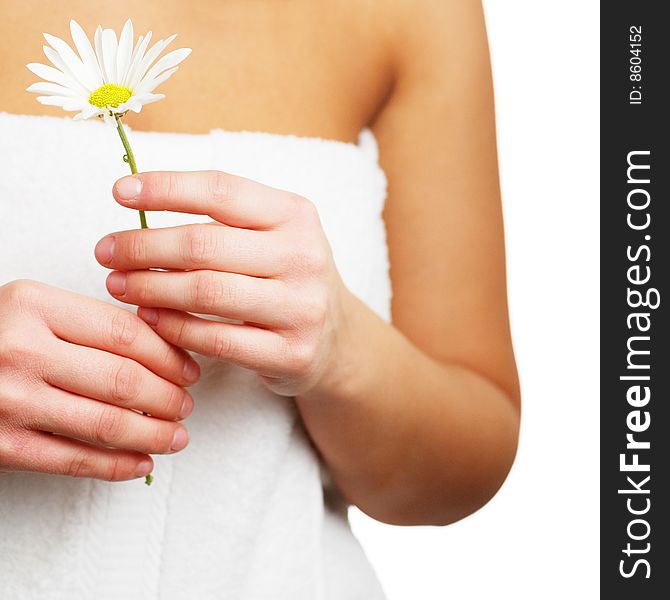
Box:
137, 307, 287, 373
41, 338, 194, 421
33, 285, 200, 387
95, 223, 282, 276
0, 430, 153, 481
113, 171, 300, 229
107, 269, 293, 327
27, 386, 189, 455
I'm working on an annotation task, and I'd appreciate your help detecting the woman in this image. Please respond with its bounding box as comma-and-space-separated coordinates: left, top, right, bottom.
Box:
0, 1, 520, 598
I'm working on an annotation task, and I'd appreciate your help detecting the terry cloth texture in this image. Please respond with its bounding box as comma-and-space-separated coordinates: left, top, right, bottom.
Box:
0, 112, 391, 600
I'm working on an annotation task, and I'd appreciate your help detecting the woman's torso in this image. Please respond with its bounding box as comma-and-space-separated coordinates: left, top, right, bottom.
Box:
0, 114, 391, 599
0, 2, 394, 597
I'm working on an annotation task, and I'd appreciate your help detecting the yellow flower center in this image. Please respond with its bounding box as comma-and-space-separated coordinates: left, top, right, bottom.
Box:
88, 84, 132, 109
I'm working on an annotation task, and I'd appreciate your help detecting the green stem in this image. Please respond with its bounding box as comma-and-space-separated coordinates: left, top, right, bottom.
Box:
114, 114, 148, 229
114, 114, 153, 486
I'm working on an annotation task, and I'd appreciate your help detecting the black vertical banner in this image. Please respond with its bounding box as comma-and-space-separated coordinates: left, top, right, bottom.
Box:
602, 3, 670, 597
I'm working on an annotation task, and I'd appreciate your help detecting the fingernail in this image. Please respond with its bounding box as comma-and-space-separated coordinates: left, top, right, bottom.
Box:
179, 394, 194, 419
95, 236, 115, 265
138, 307, 159, 326
115, 176, 142, 201
106, 272, 127, 295
135, 458, 153, 477
182, 359, 200, 384
171, 428, 188, 452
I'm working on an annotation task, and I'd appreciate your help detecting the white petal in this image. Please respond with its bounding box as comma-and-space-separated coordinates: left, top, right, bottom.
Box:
43, 32, 93, 91
135, 67, 179, 95
27, 82, 80, 97
131, 93, 165, 107
128, 38, 166, 89
116, 19, 134, 83
41, 46, 90, 95
73, 105, 103, 120
102, 111, 117, 126
27, 63, 73, 88
122, 31, 152, 87
69, 20, 104, 90
36, 95, 70, 106
36, 96, 88, 111
128, 34, 177, 90
94, 26, 108, 83
117, 97, 143, 113
101, 28, 119, 83
163, 34, 178, 48
137, 48, 190, 88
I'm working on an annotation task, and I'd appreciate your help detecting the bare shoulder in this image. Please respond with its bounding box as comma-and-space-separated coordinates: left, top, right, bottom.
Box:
371, 0, 489, 71
369, 0, 519, 402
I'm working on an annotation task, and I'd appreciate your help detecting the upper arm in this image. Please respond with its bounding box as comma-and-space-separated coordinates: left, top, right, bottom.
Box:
371, 0, 519, 403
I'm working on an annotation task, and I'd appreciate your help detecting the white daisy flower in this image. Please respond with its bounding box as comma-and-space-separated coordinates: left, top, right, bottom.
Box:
26, 19, 191, 124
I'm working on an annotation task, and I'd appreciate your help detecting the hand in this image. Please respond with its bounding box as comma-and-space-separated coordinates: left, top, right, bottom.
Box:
95, 171, 356, 397
0, 280, 199, 481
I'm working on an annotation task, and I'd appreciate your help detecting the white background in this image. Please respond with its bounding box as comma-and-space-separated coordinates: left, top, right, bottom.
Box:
350, 1, 600, 598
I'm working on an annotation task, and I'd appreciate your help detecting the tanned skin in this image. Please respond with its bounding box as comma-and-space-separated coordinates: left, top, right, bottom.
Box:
0, 0, 519, 525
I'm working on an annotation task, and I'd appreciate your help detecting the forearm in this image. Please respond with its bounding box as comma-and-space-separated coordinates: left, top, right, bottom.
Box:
295, 290, 520, 526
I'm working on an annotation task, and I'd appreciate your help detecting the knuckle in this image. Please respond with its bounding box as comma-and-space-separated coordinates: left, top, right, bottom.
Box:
93, 405, 126, 446
285, 245, 329, 275
193, 271, 224, 311
139, 274, 152, 303
151, 423, 175, 454
181, 225, 219, 265
308, 245, 330, 273
207, 170, 234, 205
0, 330, 29, 364
166, 385, 186, 419
110, 362, 140, 406
292, 195, 320, 222
207, 328, 234, 360
0, 331, 46, 373
127, 233, 147, 263
65, 448, 94, 479
302, 289, 329, 327
159, 343, 181, 375
1, 279, 41, 310
110, 311, 140, 347
288, 340, 315, 374
102, 456, 123, 482
173, 316, 190, 347
161, 172, 181, 201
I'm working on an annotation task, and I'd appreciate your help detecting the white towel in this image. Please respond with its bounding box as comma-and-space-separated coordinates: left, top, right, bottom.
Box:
0, 112, 391, 599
